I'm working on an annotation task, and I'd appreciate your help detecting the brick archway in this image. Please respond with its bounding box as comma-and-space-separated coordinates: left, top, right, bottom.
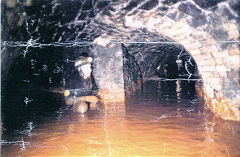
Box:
93, 13, 240, 121
123, 15, 240, 120
1, 0, 239, 121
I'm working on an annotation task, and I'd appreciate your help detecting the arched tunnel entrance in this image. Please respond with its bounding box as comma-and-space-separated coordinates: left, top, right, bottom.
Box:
122, 42, 200, 105
2, 39, 240, 156
1, 38, 201, 128
1, 0, 240, 156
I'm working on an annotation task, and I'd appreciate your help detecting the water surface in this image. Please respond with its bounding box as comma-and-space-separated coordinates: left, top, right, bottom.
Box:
1, 95, 240, 156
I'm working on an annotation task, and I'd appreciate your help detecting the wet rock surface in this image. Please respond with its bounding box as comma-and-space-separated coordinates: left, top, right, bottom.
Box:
1, 0, 240, 146
2, 0, 239, 43
1, 0, 240, 156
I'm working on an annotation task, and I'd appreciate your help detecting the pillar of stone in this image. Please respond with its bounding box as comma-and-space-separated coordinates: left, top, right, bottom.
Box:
92, 44, 125, 111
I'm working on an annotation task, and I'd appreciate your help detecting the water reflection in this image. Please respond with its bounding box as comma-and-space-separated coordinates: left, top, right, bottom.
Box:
1, 93, 240, 156
1, 76, 240, 156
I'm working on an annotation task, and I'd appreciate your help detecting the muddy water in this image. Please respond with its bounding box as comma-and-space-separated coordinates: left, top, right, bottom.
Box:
1, 95, 240, 157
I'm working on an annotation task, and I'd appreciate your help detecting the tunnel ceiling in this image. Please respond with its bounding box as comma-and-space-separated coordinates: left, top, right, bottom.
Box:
2, 0, 239, 86
120, 29, 195, 78
2, 0, 239, 43
3, 0, 238, 79
2, 0, 239, 95
1, 0, 240, 122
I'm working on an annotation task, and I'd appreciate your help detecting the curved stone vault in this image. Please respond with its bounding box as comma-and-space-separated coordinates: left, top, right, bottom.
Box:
92, 0, 240, 120
1, 0, 240, 120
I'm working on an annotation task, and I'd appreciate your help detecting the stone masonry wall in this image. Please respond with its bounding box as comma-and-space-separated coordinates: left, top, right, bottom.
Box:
93, 0, 240, 120
91, 43, 125, 111
123, 15, 240, 120
1, 0, 239, 119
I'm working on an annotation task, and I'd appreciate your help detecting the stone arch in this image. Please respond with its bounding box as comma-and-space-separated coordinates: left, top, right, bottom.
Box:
123, 15, 240, 120
120, 35, 198, 97
1, 0, 239, 121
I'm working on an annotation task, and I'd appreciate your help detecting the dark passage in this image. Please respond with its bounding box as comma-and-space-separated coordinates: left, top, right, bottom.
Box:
1, 0, 240, 156
1, 47, 64, 131
122, 38, 199, 105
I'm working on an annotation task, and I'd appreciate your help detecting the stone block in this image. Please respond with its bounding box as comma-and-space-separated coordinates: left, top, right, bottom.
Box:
207, 78, 220, 84
216, 66, 227, 72
204, 84, 214, 98
170, 21, 189, 31
200, 45, 218, 53
158, 18, 175, 29
193, 54, 212, 61
204, 93, 240, 121
180, 38, 195, 47
189, 49, 201, 56
198, 59, 216, 66
146, 17, 159, 31
185, 42, 202, 51
226, 55, 240, 68
198, 66, 215, 72
92, 44, 125, 90
93, 36, 111, 47
200, 72, 214, 80
212, 51, 229, 58
223, 23, 239, 40
211, 84, 222, 91
169, 27, 191, 37
174, 33, 187, 41
228, 45, 240, 56
215, 58, 223, 65
98, 88, 125, 104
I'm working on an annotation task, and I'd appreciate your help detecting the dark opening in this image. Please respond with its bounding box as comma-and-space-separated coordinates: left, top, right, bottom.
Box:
1, 45, 100, 132
1, 47, 64, 131
122, 40, 200, 106
1, 0, 99, 132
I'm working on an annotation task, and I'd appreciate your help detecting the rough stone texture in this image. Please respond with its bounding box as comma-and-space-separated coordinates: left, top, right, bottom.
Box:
1, 0, 240, 119
1, 48, 21, 81
92, 44, 125, 109
91, 0, 240, 120
1, 0, 28, 79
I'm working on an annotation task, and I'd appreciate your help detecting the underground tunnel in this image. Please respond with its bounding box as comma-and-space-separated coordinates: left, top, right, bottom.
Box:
121, 40, 199, 102
1, 0, 240, 156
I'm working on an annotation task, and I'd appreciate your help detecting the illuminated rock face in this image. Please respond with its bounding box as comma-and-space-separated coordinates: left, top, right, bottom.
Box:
91, 0, 240, 120
92, 44, 125, 110
1, 0, 240, 120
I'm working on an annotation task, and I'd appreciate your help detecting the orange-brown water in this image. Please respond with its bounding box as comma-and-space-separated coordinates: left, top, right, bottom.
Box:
1, 97, 240, 157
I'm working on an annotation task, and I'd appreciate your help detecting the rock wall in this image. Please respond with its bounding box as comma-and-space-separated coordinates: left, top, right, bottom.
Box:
1, 0, 239, 120
92, 0, 240, 120
1, 0, 29, 80
92, 43, 125, 110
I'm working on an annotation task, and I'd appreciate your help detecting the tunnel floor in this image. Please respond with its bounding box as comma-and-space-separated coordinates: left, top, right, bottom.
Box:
1, 88, 240, 156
